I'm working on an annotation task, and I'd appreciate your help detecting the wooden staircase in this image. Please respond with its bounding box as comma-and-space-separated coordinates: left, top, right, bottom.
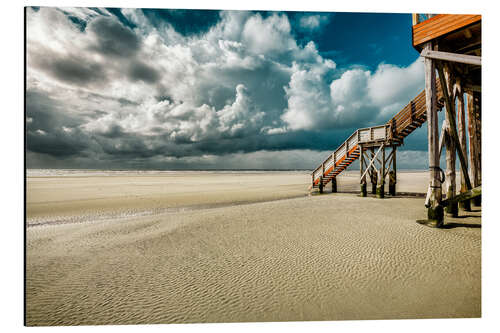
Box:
312, 81, 443, 190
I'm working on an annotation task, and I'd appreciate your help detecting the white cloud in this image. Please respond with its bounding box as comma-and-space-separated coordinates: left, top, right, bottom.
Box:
241, 13, 296, 57
281, 58, 424, 131
298, 14, 330, 31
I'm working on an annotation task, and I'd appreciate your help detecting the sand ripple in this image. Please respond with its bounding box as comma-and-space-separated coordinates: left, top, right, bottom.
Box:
26, 194, 480, 326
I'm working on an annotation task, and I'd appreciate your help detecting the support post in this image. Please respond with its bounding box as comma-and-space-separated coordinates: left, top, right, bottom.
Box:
319, 176, 323, 194
331, 177, 337, 193
457, 78, 471, 211
443, 64, 458, 217
360, 145, 367, 197
389, 146, 397, 196
371, 147, 377, 194
377, 145, 385, 198
423, 42, 443, 227
467, 91, 481, 206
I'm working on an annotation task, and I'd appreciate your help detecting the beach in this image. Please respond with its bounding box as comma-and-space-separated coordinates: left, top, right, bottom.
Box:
26, 170, 481, 326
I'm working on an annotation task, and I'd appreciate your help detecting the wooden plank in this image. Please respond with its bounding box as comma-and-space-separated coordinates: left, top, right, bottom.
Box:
421, 49, 481, 66
413, 15, 480, 36
414, 17, 481, 43
413, 15, 481, 46
414, 16, 481, 47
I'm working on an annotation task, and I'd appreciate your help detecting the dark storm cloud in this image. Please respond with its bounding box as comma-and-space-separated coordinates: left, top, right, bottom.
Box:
26, 7, 428, 170
31, 53, 107, 85
128, 61, 160, 83
88, 16, 140, 57
26, 90, 92, 157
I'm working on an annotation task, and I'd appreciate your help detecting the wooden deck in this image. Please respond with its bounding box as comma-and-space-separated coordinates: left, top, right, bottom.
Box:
412, 14, 481, 51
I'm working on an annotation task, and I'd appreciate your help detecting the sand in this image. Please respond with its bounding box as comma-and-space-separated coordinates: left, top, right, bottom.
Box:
26, 170, 481, 326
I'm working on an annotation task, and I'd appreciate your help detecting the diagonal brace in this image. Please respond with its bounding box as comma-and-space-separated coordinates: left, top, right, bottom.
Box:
360, 145, 384, 182
436, 62, 472, 190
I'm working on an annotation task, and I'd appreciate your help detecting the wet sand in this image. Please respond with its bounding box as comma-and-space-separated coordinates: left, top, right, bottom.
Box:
26, 170, 481, 326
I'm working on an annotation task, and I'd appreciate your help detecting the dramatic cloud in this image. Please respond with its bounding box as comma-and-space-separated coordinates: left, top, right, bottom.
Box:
282, 58, 424, 131
26, 7, 426, 170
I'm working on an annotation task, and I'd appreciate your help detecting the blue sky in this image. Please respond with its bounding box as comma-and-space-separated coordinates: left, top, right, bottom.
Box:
26, 7, 431, 170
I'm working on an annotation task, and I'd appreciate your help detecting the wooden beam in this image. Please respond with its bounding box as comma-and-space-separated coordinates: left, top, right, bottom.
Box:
421, 49, 481, 66
436, 61, 473, 190
442, 186, 481, 206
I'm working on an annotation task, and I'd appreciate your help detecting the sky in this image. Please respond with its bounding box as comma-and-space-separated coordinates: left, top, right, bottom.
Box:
26, 7, 433, 170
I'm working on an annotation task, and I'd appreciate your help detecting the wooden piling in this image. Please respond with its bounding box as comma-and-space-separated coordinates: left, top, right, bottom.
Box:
389, 146, 397, 196
331, 177, 337, 193
424, 42, 443, 226
467, 91, 481, 206
457, 79, 471, 211
319, 176, 323, 194
443, 64, 458, 217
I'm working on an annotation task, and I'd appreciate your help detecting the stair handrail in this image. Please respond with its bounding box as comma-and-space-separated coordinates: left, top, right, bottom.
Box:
312, 129, 360, 179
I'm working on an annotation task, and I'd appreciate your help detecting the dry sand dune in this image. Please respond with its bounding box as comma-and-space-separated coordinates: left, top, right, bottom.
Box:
26, 171, 481, 326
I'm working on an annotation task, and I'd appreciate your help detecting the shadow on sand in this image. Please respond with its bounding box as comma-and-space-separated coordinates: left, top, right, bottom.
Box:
442, 222, 481, 229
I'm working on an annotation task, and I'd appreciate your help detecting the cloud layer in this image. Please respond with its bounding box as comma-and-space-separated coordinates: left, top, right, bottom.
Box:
26, 8, 426, 170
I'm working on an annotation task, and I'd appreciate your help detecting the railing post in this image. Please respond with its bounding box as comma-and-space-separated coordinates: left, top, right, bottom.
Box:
410, 100, 416, 121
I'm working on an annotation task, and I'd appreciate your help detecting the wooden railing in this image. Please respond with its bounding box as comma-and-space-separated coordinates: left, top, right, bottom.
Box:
311, 124, 389, 183
311, 79, 443, 185
385, 78, 443, 139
